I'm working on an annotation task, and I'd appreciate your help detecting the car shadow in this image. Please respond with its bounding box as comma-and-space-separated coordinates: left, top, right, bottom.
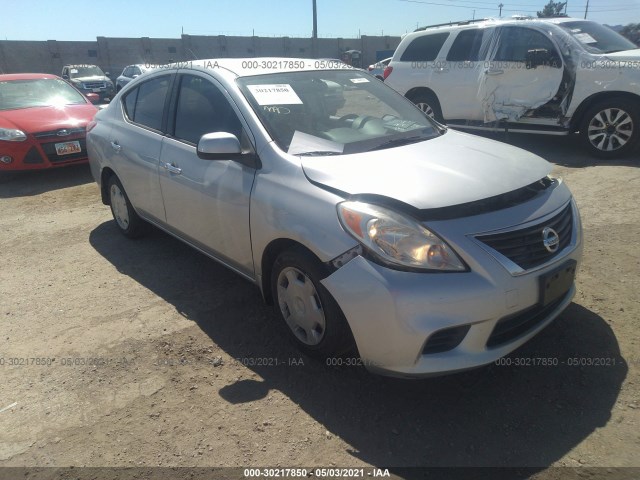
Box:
0, 164, 93, 198
90, 221, 626, 470
458, 130, 640, 168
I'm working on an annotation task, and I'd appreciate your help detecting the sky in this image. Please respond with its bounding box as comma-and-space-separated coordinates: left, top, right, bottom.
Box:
2, 0, 640, 41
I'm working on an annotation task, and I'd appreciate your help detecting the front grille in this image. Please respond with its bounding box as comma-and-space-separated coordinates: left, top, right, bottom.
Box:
423, 325, 470, 354
486, 290, 571, 348
34, 127, 86, 139
476, 204, 573, 270
81, 81, 106, 89
40, 138, 88, 164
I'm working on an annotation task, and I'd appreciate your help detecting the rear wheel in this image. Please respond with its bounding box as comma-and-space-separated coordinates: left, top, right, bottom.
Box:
108, 175, 146, 238
408, 91, 444, 123
271, 247, 356, 360
579, 98, 639, 158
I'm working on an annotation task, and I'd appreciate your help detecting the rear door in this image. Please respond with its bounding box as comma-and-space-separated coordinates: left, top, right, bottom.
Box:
158, 72, 257, 277
110, 73, 173, 223
479, 26, 564, 122
438, 27, 493, 121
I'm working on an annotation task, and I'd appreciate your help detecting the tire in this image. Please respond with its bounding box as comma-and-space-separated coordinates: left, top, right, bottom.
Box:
107, 175, 146, 238
579, 98, 640, 159
271, 247, 356, 360
408, 91, 444, 123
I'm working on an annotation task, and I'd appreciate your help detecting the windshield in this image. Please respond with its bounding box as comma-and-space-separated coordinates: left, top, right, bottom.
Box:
237, 70, 440, 155
69, 66, 105, 78
0, 78, 88, 111
559, 21, 637, 54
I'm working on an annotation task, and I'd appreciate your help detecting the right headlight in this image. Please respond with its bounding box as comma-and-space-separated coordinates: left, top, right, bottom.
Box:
0, 128, 27, 142
337, 201, 466, 272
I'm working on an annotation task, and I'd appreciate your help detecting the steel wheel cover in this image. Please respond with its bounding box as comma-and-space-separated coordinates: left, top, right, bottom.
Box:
276, 267, 326, 346
110, 184, 130, 230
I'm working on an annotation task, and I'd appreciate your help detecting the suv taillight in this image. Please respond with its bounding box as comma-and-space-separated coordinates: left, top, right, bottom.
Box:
86, 120, 98, 133
383, 65, 393, 79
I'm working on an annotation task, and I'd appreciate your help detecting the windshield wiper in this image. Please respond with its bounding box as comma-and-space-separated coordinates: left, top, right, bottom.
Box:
367, 135, 427, 152
296, 150, 343, 156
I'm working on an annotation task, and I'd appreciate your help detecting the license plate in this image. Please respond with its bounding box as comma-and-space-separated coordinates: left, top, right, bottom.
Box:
92, 88, 102, 93
55, 141, 81, 156
539, 260, 577, 306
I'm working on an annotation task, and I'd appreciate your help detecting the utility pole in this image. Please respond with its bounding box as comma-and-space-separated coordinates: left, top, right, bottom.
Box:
312, 0, 318, 58
498, 3, 504, 17
584, 0, 589, 19
473, 9, 476, 19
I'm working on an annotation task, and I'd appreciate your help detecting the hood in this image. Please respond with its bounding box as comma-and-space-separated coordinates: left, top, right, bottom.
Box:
605, 49, 640, 60
300, 130, 552, 210
0, 104, 98, 134
71, 76, 109, 82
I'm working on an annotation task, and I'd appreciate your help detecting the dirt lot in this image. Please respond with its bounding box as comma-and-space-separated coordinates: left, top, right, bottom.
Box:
0, 133, 639, 477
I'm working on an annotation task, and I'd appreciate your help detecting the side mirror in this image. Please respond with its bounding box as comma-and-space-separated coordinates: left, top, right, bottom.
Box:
526, 48, 557, 69
62, 74, 69, 79
105, 72, 110, 76
197, 132, 260, 168
132, 74, 139, 79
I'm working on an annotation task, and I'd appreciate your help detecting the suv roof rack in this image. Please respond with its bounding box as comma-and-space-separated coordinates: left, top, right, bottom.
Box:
414, 18, 490, 32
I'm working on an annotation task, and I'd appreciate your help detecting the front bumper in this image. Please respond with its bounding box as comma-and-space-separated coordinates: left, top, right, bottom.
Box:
321, 198, 583, 378
0, 134, 89, 171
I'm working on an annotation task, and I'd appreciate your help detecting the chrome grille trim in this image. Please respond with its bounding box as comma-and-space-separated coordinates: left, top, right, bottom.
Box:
470, 200, 579, 276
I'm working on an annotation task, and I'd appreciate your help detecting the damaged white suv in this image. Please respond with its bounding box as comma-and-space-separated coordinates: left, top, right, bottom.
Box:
384, 17, 640, 158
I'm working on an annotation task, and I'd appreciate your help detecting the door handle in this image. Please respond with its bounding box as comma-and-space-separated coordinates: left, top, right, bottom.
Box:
110, 141, 121, 152
485, 69, 504, 75
164, 162, 182, 175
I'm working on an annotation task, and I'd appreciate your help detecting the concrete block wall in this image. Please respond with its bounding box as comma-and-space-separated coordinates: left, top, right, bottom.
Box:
0, 34, 401, 78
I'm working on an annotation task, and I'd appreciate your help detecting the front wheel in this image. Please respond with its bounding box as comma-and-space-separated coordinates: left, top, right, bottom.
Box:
271, 247, 356, 360
579, 99, 639, 158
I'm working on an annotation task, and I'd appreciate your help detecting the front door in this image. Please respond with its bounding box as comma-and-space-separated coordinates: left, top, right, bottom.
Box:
479, 26, 564, 123
158, 73, 257, 277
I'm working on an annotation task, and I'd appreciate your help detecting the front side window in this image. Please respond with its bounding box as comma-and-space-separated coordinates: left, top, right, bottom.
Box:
237, 70, 440, 155
494, 27, 561, 66
400, 33, 450, 62
0, 78, 87, 111
172, 75, 242, 144
122, 75, 170, 131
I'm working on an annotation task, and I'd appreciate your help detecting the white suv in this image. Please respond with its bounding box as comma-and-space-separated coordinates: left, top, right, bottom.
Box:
384, 17, 640, 158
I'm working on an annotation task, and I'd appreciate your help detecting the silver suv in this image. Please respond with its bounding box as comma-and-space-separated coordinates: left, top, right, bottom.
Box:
384, 17, 640, 158
87, 58, 582, 377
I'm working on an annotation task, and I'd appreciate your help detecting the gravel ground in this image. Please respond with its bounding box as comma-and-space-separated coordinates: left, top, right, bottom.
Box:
0, 133, 638, 478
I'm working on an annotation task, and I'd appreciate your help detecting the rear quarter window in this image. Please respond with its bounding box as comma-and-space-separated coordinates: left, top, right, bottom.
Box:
446, 29, 486, 61
400, 32, 450, 62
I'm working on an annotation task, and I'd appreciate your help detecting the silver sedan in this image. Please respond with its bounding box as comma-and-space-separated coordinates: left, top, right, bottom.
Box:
87, 58, 582, 377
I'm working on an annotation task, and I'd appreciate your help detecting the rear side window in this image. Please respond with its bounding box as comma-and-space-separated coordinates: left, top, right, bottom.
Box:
446, 29, 485, 61
400, 32, 449, 62
122, 75, 170, 131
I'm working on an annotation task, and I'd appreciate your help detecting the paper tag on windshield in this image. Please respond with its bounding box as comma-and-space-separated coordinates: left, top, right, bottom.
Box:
350, 78, 369, 83
247, 84, 303, 105
574, 33, 597, 44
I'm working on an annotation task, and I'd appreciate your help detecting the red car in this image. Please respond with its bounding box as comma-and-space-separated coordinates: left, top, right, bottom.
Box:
0, 73, 98, 170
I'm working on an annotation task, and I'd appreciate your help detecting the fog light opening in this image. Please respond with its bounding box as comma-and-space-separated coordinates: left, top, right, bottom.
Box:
0, 155, 13, 164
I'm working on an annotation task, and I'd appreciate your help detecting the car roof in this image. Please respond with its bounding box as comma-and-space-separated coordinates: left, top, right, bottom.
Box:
412, 16, 585, 33
0, 73, 60, 81
145, 57, 358, 80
